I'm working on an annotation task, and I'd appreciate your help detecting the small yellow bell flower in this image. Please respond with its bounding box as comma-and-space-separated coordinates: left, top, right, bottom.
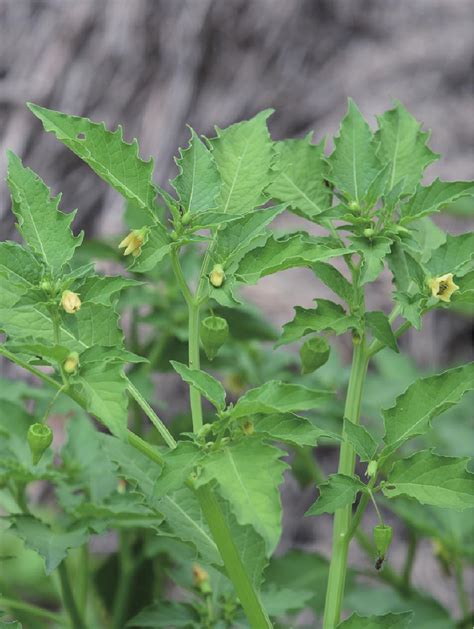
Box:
61, 290, 81, 314
63, 352, 80, 374
428, 273, 459, 303
118, 228, 147, 257
209, 264, 225, 288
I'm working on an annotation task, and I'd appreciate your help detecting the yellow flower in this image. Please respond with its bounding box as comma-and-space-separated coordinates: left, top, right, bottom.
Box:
61, 290, 81, 314
428, 273, 459, 303
192, 564, 210, 589
209, 264, 225, 288
118, 228, 147, 257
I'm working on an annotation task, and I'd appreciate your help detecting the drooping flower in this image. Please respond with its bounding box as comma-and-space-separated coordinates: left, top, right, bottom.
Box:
209, 264, 225, 288
118, 228, 147, 257
428, 273, 459, 303
61, 290, 81, 314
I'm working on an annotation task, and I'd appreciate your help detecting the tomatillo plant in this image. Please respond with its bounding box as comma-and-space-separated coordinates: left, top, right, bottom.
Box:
0, 100, 473, 628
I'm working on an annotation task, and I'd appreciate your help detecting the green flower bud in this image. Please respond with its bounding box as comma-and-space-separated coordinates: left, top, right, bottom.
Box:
40, 279, 52, 292
181, 211, 192, 226
363, 227, 375, 238
63, 351, 80, 374
209, 264, 225, 288
366, 460, 378, 478
27, 423, 53, 465
200, 315, 229, 360
373, 524, 393, 560
300, 337, 330, 374
242, 420, 255, 435
348, 200, 360, 211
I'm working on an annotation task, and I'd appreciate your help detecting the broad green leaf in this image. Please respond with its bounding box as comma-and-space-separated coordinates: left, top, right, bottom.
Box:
400, 179, 474, 224
79, 346, 147, 366
426, 232, 474, 278
387, 240, 426, 293
383, 451, 474, 510
8, 515, 89, 574
196, 436, 287, 553
337, 612, 413, 628
64, 302, 123, 348
277, 299, 358, 347
7, 152, 82, 272
229, 381, 330, 420
237, 233, 350, 284
77, 275, 141, 306
214, 205, 286, 269
72, 361, 128, 438
365, 164, 391, 207
28, 103, 158, 219
306, 474, 366, 515
343, 420, 378, 462
0, 242, 43, 308
170, 361, 226, 411
393, 292, 424, 330
375, 101, 438, 193
75, 495, 163, 532
349, 236, 393, 284
365, 311, 398, 353
210, 110, 274, 215
7, 342, 70, 366
188, 211, 243, 231
268, 136, 331, 219
127, 601, 199, 627
171, 127, 221, 214
261, 585, 313, 617
129, 224, 171, 274
254, 414, 338, 447
453, 270, 474, 305
383, 363, 474, 454
312, 261, 353, 304
153, 441, 202, 499
328, 99, 381, 204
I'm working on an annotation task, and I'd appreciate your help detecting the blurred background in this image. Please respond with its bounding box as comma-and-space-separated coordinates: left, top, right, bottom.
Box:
0, 0, 473, 622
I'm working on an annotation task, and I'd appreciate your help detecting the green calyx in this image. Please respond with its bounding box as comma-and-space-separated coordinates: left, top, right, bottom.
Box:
300, 336, 330, 374
200, 315, 229, 360
373, 524, 393, 559
27, 423, 53, 465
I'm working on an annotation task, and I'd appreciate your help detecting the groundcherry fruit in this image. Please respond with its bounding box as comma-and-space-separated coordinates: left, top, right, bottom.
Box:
27, 423, 53, 465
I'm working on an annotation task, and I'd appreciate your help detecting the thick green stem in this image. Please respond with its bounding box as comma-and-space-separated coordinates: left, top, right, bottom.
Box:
402, 533, 417, 589
58, 561, 85, 629
112, 531, 134, 629
323, 340, 369, 629
195, 485, 272, 628
126, 379, 176, 449
188, 301, 203, 432
454, 558, 470, 617
0, 596, 63, 624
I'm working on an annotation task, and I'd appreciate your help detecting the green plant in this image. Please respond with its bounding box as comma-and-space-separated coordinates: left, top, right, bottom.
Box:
0, 100, 473, 628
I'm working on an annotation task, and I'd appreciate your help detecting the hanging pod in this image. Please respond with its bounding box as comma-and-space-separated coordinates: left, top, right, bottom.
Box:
27, 423, 53, 465
200, 315, 229, 360
373, 524, 393, 560
300, 336, 330, 374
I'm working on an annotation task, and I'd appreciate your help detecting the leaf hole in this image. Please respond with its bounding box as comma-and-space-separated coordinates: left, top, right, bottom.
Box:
77, 132, 86, 140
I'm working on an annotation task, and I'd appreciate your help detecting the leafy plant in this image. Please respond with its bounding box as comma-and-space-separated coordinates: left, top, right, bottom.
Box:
0, 100, 472, 628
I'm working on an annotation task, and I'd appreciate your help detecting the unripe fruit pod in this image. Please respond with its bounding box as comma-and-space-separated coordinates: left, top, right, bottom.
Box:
200, 315, 229, 360
300, 337, 330, 374
27, 423, 53, 465
373, 524, 393, 559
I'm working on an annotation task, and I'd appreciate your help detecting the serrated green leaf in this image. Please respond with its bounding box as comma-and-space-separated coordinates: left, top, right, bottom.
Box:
312, 261, 353, 305
237, 233, 350, 284
79, 346, 147, 366
170, 361, 226, 411
127, 601, 199, 628
261, 584, 313, 617
0, 242, 43, 308
343, 420, 378, 462
64, 302, 123, 348
388, 240, 426, 293
7, 152, 82, 272
393, 292, 424, 330
8, 515, 89, 574
229, 381, 330, 420
28, 103, 158, 219
366, 311, 398, 353
400, 179, 474, 224
350, 236, 393, 284
77, 275, 141, 306
188, 211, 243, 231
277, 299, 358, 347
426, 232, 474, 278
196, 437, 288, 553
375, 101, 438, 194
383, 451, 474, 509
254, 414, 338, 447
210, 110, 274, 215
268, 135, 331, 219
328, 99, 381, 204
7, 341, 70, 366
383, 363, 474, 454
171, 127, 221, 215
306, 474, 366, 515
129, 223, 171, 274
337, 612, 413, 628
153, 441, 202, 499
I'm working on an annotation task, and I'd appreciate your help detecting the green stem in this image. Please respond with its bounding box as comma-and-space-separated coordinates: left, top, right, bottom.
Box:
112, 531, 134, 629
323, 340, 369, 629
402, 533, 417, 589
78, 544, 89, 612
58, 561, 85, 629
454, 558, 470, 617
188, 301, 203, 432
346, 476, 377, 541
126, 379, 176, 449
0, 596, 64, 624
195, 485, 272, 628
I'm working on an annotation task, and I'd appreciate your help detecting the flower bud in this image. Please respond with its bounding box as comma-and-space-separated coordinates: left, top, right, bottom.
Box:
200, 315, 229, 360
373, 524, 393, 560
181, 211, 192, 226
242, 420, 255, 435
118, 227, 148, 257
366, 460, 378, 478
61, 290, 81, 314
40, 279, 52, 292
192, 564, 211, 594
363, 227, 375, 239
27, 423, 53, 465
428, 273, 459, 303
63, 351, 80, 374
209, 264, 225, 288
348, 200, 360, 211
300, 337, 330, 374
